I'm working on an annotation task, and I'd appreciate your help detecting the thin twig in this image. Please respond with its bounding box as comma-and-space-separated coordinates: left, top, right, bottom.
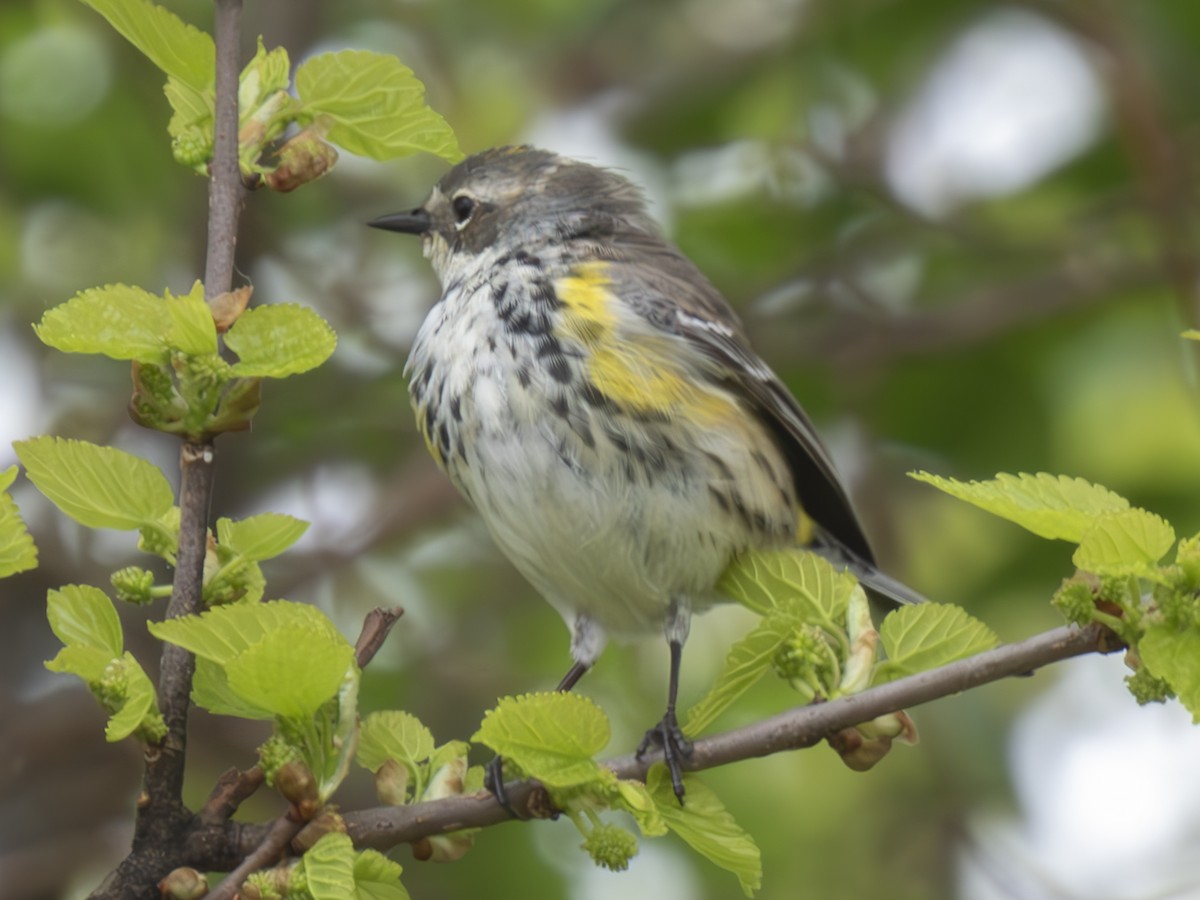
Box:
208, 815, 304, 900
200, 766, 266, 826
204, 0, 247, 297
355, 607, 405, 668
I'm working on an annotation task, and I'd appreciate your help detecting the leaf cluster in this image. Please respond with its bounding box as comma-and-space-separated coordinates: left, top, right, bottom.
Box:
913, 471, 1200, 718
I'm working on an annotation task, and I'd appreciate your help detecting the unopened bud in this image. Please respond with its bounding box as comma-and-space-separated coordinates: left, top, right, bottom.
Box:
264, 130, 339, 192
158, 867, 208, 899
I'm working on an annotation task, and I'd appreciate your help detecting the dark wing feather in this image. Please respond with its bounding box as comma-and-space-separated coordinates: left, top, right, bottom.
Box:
603, 236, 876, 565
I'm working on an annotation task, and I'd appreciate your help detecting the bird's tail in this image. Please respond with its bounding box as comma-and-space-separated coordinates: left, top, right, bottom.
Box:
812, 539, 928, 607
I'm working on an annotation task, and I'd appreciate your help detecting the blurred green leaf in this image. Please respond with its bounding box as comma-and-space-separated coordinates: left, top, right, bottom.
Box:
78, 0, 214, 90
874, 603, 999, 684
1140, 623, 1200, 720
15, 437, 174, 531
225, 304, 337, 378
165, 279, 217, 357
718, 549, 856, 623
357, 710, 436, 773
34, 284, 171, 362
226, 625, 356, 720
294, 50, 462, 162
910, 471, 1131, 541
46, 584, 123, 657
103, 651, 166, 742
648, 767, 762, 897
683, 614, 795, 736
149, 599, 346, 665
472, 692, 609, 789
1073, 509, 1176, 576
0, 466, 37, 577
216, 512, 310, 562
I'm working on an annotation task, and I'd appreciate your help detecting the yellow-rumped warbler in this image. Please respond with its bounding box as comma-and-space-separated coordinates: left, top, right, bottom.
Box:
370, 146, 923, 801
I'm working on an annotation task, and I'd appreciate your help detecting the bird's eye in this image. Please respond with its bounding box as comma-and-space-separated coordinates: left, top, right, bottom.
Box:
451, 194, 477, 226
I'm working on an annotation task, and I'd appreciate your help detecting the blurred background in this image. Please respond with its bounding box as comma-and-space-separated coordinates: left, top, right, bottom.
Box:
3, 0, 1200, 897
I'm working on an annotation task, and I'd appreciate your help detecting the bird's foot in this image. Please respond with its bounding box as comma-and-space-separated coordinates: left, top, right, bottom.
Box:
636, 709, 693, 803
484, 755, 523, 819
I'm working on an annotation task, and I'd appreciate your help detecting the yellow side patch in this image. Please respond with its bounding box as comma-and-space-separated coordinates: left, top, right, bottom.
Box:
412, 401, 445, 468
554, 262, 735, 424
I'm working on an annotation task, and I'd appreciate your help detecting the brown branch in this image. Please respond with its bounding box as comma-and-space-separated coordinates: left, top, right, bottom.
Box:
200, 766, 266, 826
355, 607, 406, 668
88, 3, 246, 897
208, 815, 303, 900
306, 623, 1113, 851
204, 0, 248, 297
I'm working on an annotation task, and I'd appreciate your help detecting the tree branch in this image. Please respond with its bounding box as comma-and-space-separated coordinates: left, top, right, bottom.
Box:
204, 0, 247, 296
314, 623, 1116, 851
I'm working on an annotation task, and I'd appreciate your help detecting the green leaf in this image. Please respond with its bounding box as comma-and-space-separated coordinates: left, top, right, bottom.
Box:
294, 50, 461, 162
78, 0, 214, 90
192, 657, 275, 719
909, 471, 1130, 542
354, 849, 409, 900
104, 652, 166, 742
225, 625, 356, 720
718, 549, 856, 622
615, 779, 668, 837
225, 304, 337, 378
46, 644, 114, 684
0, 467, 37, 577
148, 599, 346, 665
1140, 623, 1200, 720
648, 767, 761, 897
15, 437, 175, 531
216, 512, 309, 562
1073, 509, 1176, 576
874, 603, 999, 684
47, 584, 123, 657
357, 710, 435, 773
303, 832, 357, 900
683, 614, 795, 736
472, 693, 609, 789
34, 284, 172, 362
165, 75, 212, 138
166, 280, 218, 357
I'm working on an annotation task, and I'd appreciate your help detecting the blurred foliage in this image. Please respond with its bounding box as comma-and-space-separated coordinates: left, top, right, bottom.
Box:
2, 0, 1200, 898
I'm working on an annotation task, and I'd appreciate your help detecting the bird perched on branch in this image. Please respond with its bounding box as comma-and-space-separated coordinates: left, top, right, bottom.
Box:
370, 146, 922, 803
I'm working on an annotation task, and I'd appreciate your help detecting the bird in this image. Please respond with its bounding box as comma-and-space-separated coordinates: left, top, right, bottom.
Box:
369, 145, 923, 803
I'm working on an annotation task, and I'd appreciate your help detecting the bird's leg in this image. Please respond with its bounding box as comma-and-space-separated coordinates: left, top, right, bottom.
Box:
485, 658, 593, 816
636, 637, 693, 802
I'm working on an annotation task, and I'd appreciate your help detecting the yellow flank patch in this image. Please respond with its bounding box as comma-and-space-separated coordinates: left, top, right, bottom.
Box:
555, 263, 736, 423
794, 507, 814, 546
413, 401, 445, 468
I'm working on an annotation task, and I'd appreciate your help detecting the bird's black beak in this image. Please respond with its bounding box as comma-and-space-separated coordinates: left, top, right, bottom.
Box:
368, 208, 432, 235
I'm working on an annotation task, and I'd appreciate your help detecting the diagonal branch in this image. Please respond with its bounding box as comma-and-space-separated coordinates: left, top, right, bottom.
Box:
264, 622, 1114, 852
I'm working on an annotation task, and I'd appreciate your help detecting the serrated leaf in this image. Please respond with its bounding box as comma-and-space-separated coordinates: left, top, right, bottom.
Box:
294, 50, 461, 162
1140, 624, 1200, 721
616, 779, 668, 837
354, 849, 409, 900
216, 512, 309, 562
46, 644, 114, 684
1073, 509, 1176, 576
192, 657, 275, 719
304, 833, 357, 900
683, 614, 795, 736
472, 693, 609, 789
165, 75, 212, 136
719, 549, 855, 622
648, 767, 761, 897
34, 284, 172, 362
874, 603, 999, 684
165, 280, 217, 357
239, 38, 291, 112
357, 710, 435, 773
225, 304, 337, 377
149, 599, 346, 665
226, 626, 356, 720
910, 471, 1130, 542
78, 0, 213, 90
0, 468, 37, 577
104, 652, 165, 742
15, 437, 174, 531
47, 584, 123, 657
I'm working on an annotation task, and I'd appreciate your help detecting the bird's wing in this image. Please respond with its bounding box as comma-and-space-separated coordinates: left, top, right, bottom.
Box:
604, 238, 877, 565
